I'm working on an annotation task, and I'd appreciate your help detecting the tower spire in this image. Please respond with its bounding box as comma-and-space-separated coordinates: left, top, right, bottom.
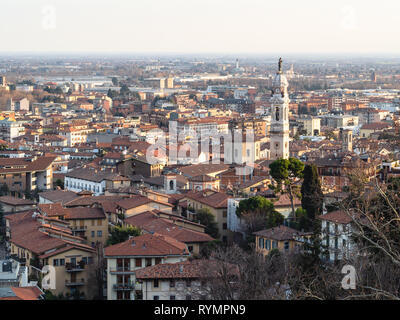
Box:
278, 57, 283, 73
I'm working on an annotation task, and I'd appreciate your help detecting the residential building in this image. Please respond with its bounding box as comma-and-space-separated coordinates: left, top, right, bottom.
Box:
104, 233, 190, 300
254, 225, 311, 257
318, 210, 355, 262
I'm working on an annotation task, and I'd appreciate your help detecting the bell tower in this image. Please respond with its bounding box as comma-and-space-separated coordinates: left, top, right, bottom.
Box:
270, 58, 290, 160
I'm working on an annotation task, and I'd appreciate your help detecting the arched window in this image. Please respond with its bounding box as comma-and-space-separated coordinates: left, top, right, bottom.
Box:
169, 180, 174, 190
275, 106, 280, 121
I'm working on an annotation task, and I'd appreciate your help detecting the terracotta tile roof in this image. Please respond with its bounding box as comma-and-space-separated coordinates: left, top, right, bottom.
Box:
135, 260, 203, 280
135, 259, 238, 280
65, 195, 128, 207
253, 225, 307, 241
124, 211, 213, 243
183, 190, 229, 209
7, 211, 66, 255
273, 193, 301, 208
178, 163, 229, 178
116, 195, 152, 210
64, 207, 106, 220
38, 190, 79, 204
38, 243, 95, 259
38, 203, 69, 217
6, 287, 43, 300
189, 174, 218, 182
0, 156, 55, 174
361, 122, 391, 130
0, 196, 35, 206
104, 233, 189, 257
318, 210, 353, 224
65, 167, 123, 183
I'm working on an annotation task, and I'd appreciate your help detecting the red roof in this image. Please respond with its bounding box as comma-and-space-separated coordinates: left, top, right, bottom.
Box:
104, 233, 189, 257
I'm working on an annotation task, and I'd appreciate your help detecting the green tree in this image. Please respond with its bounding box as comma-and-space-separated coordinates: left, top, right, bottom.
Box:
269, 157, 304, 220
196, 208, 220, 239
0, 183, 9, 196
55, 179, 64, 189
300, 164, 323, 231
111, 77, 119, 86
120, 84, 130, 97
237, 196, 284, 247
106, 225, 141, 246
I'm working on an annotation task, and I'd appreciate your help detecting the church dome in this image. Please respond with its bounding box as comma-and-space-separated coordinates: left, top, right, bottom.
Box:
272, 72, 288, 90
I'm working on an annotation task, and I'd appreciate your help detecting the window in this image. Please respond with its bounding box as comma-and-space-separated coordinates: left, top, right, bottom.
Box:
186, 280, 191, 288
60, 259, 65, 266
222, 210, 227, 218
170, 295, 176, 300
154, 279, 159, 288
259, 238, 264, 249
146, 258, 152, 267
170, 280, 175, 288
284, 241, 289, 251
223, 223, 227, 230
153, 296, 159, 300
97, 219, 102, 226
91, 231, 95, 237
135, 258, 142, 268
265, 239, 271, 250
155, 258, 162, 265
97, 230, 102, 237
188, 246, 193, 253
53, 259, 59, 266
272, 241, 278, 249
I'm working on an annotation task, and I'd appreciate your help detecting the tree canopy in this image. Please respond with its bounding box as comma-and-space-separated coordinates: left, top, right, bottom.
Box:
269, 158, 304, 219
300, 164, 323, 231
106, 225, 141, 246
196, 208, 220, 239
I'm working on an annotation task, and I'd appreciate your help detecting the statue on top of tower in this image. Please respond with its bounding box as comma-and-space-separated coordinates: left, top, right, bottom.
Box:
278, 57, 283, 73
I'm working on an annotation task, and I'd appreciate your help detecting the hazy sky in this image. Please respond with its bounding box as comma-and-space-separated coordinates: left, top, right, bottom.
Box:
0, 0, 399, 54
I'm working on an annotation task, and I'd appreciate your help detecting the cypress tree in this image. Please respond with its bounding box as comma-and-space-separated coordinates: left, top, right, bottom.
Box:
300, 164, 323, 231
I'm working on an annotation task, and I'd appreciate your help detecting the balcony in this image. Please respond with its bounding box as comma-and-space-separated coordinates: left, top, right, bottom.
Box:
113, 281, 135, 291
10, 254, 26, 265
65, 279, 85, 286
66, 261, 85, 272
110, 267, 134, 274
72, 226, 87, 232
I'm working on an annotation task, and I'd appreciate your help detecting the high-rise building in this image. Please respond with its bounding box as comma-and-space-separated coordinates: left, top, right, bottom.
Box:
269, 58, 290, 160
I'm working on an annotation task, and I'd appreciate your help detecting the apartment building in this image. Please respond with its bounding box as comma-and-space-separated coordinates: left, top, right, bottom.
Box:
104, 233, 190, 300
64, 167, 130, 196
0, 119, 25, 142
0, 156, 55, 196
318, 210, 355, 262
135, 260, 207, 300
5, 211, 97, 299
124, 210, 214, 255
38, 203, 109, 247
59, 126, 89, 146
179, 190, 230, 242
